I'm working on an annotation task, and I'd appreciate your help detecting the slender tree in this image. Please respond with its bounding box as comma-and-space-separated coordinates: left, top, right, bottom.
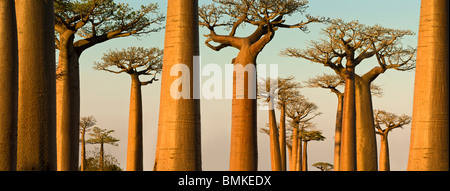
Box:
199, 0, 324, 171
154, 0, 201, 171
301, 130, 325, 171
86, 127, 119, 171
408, 0, 449, 171
282, 19, 415, 171
285, 94, 321, 171
15, 0, 57, 171
94, 47, 163, 171
374, 110, 411, 171
54, 0, 164, 171
0, 0, 18, 171
79, 116, 97, 171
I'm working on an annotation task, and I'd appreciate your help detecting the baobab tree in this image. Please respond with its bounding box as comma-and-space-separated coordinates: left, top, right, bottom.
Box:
305, 74, 383, 171
408, 0, 449, 171
154, 0, 201, 171
282, 19, 415, 171
16, 0, 56, 171
79, 116, 97, 171
94, 46, 163, 171
54, 0, 165, 171
285, 94, 321, 171
0, 0, 18, 171
86, 127, 119, 171
374, 110, 411, 171
301, 130, 325, 171
199, 0, 325, 171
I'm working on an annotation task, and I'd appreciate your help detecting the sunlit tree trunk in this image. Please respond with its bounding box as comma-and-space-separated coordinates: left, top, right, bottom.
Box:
0, 0, 18, 171
154, 0, 201, 171
15, 0, 56, 171
268, 99, 281, 171
80, 127, 86, 171
408, 0, 449, 171
56, 32, 80, 171
340, 65, 357, 171
279, 103, 287, 171
127, 74, 143, 171
302, 141, 308, 171
333, 93, 343, 171
296, 137, 302, 171
230, 49, 258, 171
355, 77, 377, 171
290, 127, 299, 171
379, 134, 390, 171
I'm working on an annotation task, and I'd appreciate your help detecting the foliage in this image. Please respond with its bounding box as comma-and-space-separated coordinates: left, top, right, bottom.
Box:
82, 149, 122, 171
86, 126, 119, 146
374, 110, 411, 135
313, 162, 333, 171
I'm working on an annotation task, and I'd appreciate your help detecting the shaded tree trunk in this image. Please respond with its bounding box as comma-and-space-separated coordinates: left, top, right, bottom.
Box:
355, 77, 378, 171
340, 66, 357, 171
408, 0, 449, 171
302, 141, 308, 171
379, 134, 390, 171
230, 48, 258, 171
279, 103, 287, 171
154, 0, 201, 171
56, 32, 80, 171
0, 0, 18, 171
15, 0, 56, 171
80, 128, 86, 171
268, 99, 281, 171
127, 74, 143, 171
333, 93, 343, 171
100, 142, 104, 171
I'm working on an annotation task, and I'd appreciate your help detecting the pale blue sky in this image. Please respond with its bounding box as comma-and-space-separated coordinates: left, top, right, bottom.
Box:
78, 0, 420, 171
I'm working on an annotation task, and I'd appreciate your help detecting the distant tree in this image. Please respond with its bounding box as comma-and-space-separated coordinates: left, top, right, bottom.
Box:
374, 110, 411, 171
282, 19, 415, 171
86, 127, 119, 171
54, 0, 164, 170
300, 130, 325, 171
313, 162, 333, 171
83, 150, 122, 171
79, 115, 97, 171
94, 46, 163, 171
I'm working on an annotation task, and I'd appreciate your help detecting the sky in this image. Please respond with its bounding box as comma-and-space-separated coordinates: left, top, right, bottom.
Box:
77, 0, 421, 171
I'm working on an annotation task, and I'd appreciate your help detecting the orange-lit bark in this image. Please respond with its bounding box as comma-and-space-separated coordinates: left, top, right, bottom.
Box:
127, 74, 144, 171
340, 66, 357, 171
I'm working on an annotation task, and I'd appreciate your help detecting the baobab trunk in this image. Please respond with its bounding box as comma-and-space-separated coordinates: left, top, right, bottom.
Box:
333, 93, 343, 171
127, 74, 143, 171
279, 103, 287, 171
408, 0, 449, 171
296, 136, 302, 171
56, 33, 80, 171
268, 99, 281, 171
154, 0, 201, 171
80, 129, 86, 171
355, 78, 378, 171
290, 127, 299, 171
230, 49, 258, 171
0, 0, 18, 171
379, 134, 390, 171
15, 0, 56, 171
340, 66, 357, 171
302, 141, 308, 171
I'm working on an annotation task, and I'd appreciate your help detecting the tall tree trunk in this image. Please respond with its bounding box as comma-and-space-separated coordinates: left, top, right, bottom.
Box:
15, 0, 56, 171
340, 66, 357, 171
127, 74, 143, 171
296, 138, 302, 171
355, 77, 378, 171
100, 142, 104, 171
155, 0, 201, 171
0, 0, 18, 171
230, 48, 258, 171
408, 0, 449, 171
268, 99, 281, 171
290, 127, 299, 171
279, 103, 287, 171
56, 33, 80, 171
80, 129, 86, 171
302, 141, 308, 171
379, 134, 390, 171
333, 93, 343, 171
